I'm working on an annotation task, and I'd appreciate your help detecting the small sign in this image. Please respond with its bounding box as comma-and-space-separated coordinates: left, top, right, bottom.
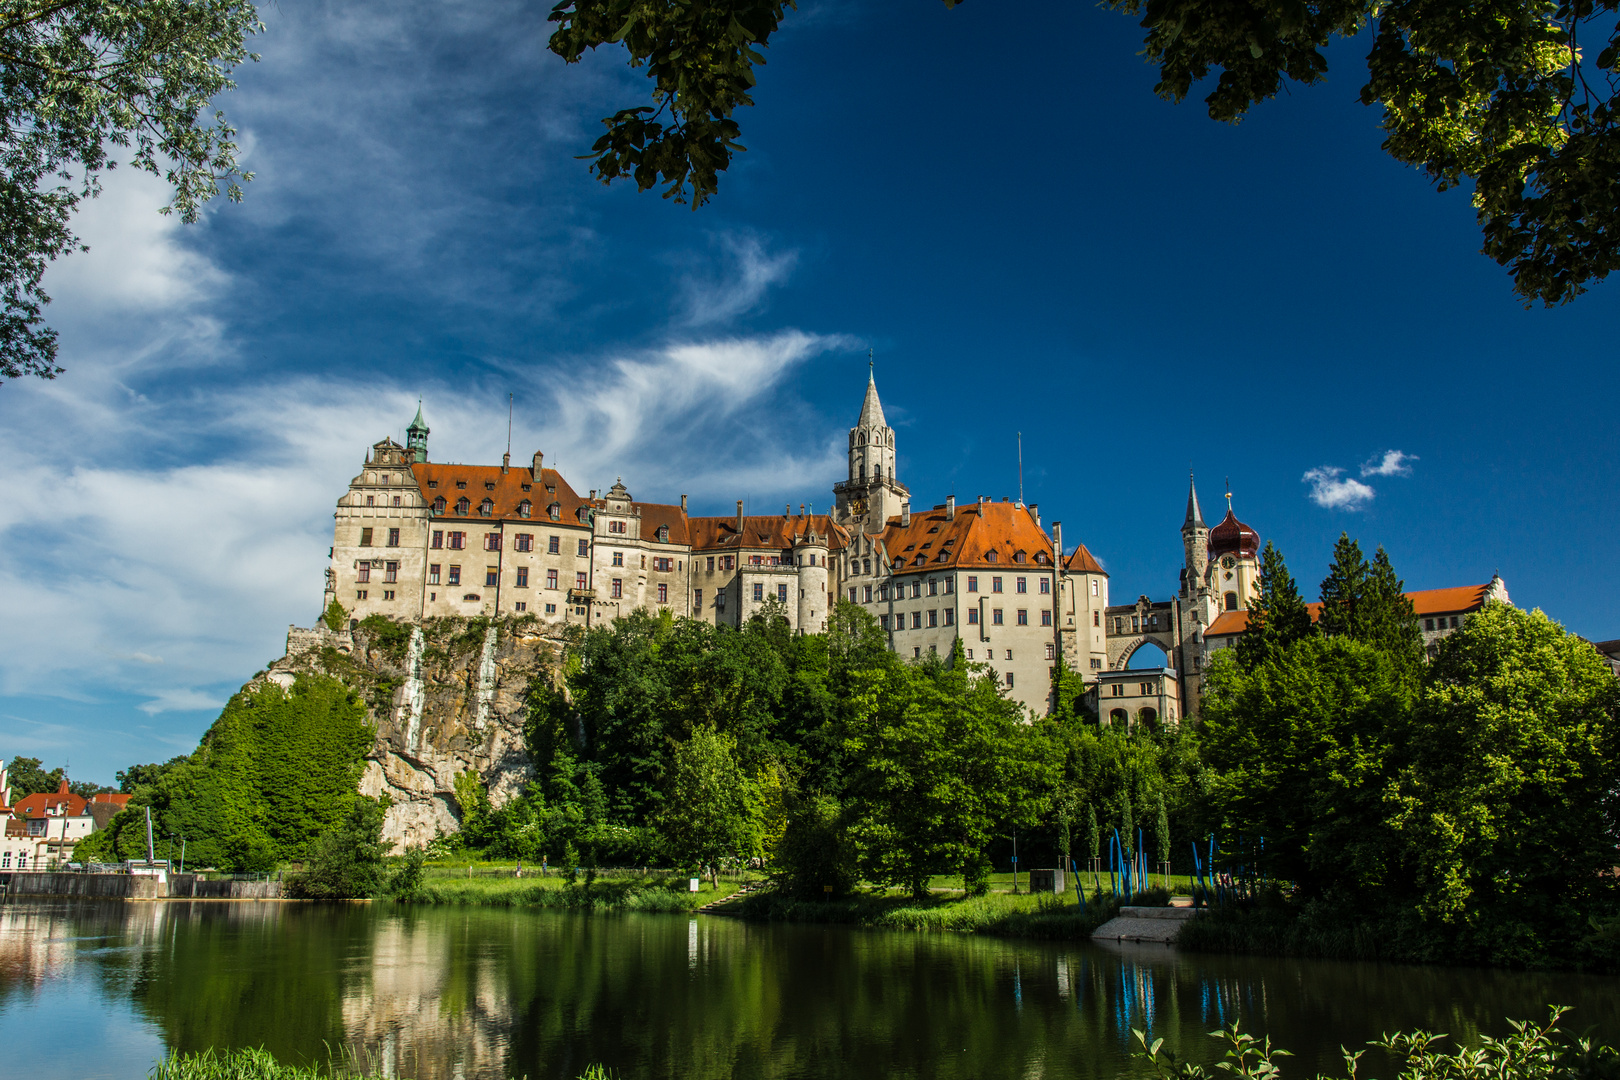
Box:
689, 877, 700, 892
823, 885, 833, 893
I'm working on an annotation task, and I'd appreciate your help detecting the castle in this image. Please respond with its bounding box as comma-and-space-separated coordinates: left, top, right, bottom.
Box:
324, 373, 1508, 719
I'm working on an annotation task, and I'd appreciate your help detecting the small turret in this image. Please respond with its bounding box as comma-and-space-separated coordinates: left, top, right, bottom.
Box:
1181, 472, 1210, 594
407, 402, 430, 463
794, 526, 830, 633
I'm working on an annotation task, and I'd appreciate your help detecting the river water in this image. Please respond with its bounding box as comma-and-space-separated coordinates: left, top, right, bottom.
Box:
1, 900, 1616, 1080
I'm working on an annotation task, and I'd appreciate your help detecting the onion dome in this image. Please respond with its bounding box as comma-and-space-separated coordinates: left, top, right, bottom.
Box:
1207, 504, 1259, 559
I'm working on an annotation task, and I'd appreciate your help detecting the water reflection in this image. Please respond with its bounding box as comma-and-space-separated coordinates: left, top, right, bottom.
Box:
1, 901, 1616, 1080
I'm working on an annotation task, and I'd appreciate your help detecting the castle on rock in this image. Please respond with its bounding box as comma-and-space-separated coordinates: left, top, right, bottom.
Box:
324, 374, 1507, 719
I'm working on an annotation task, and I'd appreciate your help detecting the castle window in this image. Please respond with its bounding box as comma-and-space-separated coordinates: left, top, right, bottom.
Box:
547, 569, 558, 589
549, 503, 561, 520
944, 578, 954, 594
658, 583, 669, 604
356, 590, 367, 599
1091, 580, 1099, 596
694, 588, 702, 610
612, 551, 623, 566
432, 530, 444, 549
456, 480, 467, 489
612, 579, 623, 599
944, 609, 954, 625
1042, 610, 1052, 626
1224, 592, 1238, 611
1036, 553, 1048, 565
993, 609, 1004, 625
522, 484, 532, 492
485, 533, 501, 551
1091, 657, 1102, 669
912, 581, 923, 599
429, 565, 441, 585
849, 587, 858, 603
1450, 616, 1459, 628
434, 497, 446, 512
911, 612, 922, 629
357, 565, 370, 583
427, 480, 438, 489
657, 525, 669, 543
1005, 672, 1015, 688
1015, 551, 1027, 564
576, 571, 587, 590
1094, 611, 1100, 626
778, 584, 788, 603
485, 482, 495, 491
1040, 578, 1050, 595
392, 496, 401, 508
878, 583, 889, 600
448, 566, 461, 585
928, 579, 938, 596
879, 614, 889, 630
1425, 618, 1435, 631
1016, 577, 1027, 594
463, 593, 480, 602
448, 532, 466, 549
456, 498, 470, 514
928, 609, 938, 627
480, 499, 493, 516
578, 539, 589, 557
578, 508, 591, 524
518, 500, 531, 518
514, 601, 526, 612
754, 583, 765, 602
986, 550, 999, 563
485, 567, 498, 587
716, 588, 726, 610
388, 528, 400, 547
609, 520, 627, 534
366, 496, 375, 507
968, 609, 979, 625
863, 585, 873, 603
967, 576, 978, 592
360, 528, 374, 547
1045, 642, 1055, 659
1017, 609, 1028, 625
992, 577, 1003, 593
655, 557, 673, 572
385, 562, 398, 583
515, 534, 532, 552
516, 567, 529, 587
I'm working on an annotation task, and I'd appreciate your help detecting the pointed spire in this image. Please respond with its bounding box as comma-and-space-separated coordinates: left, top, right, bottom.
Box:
1183, 472, 1205, 530
858, 354, 887, 429
408, 399, 428, 434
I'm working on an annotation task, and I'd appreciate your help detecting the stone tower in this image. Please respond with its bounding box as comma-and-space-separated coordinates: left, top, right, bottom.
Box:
407, 402, 430, 463
794, 527, 830, 632
833, 366, 909, 534
1180, 473, 1209, 597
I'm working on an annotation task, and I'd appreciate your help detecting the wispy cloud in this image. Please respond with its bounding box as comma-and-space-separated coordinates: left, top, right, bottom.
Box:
1303, 466, 1376, 510
680, 233, 800, 326
1361, 450, 1417, 477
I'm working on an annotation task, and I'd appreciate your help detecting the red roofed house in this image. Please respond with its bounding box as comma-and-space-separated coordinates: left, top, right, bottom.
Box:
1, 774, 129, 871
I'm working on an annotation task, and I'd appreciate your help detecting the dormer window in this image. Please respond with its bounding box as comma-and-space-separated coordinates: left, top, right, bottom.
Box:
485, 481, 495, 491
549, 503, 561, 521
1035, 553, 1049, 565
433, 496, 446, 513
1015, 551, 1027, 564
456, 480, 467, 490
577, 507, 591, 524
521, 484, 532, 492
986, 550, 999, 563
518, 500, 532, 518
480, 498, 493, 516
456, 497, 470, 514
927, 525, 938, 533
657, 525, 669, 543
427, 480, 438, 489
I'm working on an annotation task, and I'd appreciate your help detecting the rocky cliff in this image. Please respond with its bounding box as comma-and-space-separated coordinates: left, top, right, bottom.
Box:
269, 617, 562, 848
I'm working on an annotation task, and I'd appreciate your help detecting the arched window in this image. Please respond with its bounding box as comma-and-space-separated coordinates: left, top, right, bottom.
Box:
517, 500, 531, 518
1139, 707, 1158, 728
456, 497, 470, 514
479, 499, 493, 517
1224, 592, 1238, 611
548, 503, 561, 521
433, 496, 446, 513
1109, 708, 1129, 726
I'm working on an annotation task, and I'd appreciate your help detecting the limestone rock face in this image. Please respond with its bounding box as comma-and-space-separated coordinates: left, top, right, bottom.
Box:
271, 618, 561, 849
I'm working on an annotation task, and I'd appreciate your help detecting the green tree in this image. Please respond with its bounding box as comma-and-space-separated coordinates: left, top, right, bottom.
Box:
5, 756, 61, 798
655, 725, 762, 883
1235, 541, 1314, 671
116, 756, 189, 794
286, 797, 389, 900
1317, 533, 1371, 640
1362, 545, 1424, 666
1154, 792, 1171, 869
1388, 603, 1620, 965
0, 0, 259, 381
1085, 801, 1099, 865
841, 643, 1056, 898
548, 0, 1620, 304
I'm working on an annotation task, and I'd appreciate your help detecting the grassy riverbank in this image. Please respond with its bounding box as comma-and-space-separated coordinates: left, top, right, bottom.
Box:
399, 870, 743, 912
149, 1047, 614, 1080
733, 886, 1169, 939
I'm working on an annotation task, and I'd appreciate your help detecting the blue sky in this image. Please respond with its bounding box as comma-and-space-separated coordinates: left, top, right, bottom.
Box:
2, 0, 1614, 785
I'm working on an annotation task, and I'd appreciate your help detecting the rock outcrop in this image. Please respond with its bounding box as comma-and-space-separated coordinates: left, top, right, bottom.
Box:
271, 617, 561, 848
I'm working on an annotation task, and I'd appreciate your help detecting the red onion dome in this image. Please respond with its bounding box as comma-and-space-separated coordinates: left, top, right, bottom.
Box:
1207, 508, 1259, 559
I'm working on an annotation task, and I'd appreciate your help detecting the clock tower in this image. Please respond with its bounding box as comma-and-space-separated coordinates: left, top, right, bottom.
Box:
833, 363, 908, 534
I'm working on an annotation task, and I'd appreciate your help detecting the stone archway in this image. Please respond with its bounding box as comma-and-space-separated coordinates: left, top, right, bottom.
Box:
1107, 632, 1177, 671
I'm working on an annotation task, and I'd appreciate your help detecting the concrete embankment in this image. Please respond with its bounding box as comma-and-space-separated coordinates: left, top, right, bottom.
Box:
1, 872, 281, 901
1090, 905, 1200, 943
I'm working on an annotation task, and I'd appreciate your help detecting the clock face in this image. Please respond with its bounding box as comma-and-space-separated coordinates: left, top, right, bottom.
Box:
851, 498, 868, 517
1221, 556, 1236, 570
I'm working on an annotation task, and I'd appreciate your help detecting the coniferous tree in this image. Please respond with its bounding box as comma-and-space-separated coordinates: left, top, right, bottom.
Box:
1318, 533, 1370, 639
1236, 541, 1315, 670
1085, 801, 1099, 866
1362, 546, 1424, 666
1120, 791, 1135, 857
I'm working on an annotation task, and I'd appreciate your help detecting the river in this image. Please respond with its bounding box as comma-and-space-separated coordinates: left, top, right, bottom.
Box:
1, 900, 1616, 1080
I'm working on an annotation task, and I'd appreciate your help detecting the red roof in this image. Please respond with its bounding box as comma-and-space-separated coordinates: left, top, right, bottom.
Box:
1064, 544, 1107, 575
1208, 508, 1260, 558
412, 464, 589, 526
874, 500, 1055, 574
1205, 583, 1498, 637
10, 781, 130, 819
688, 514, 849, 553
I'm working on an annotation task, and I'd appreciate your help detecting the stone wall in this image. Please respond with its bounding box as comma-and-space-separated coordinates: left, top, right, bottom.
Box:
267, 617, 563, 850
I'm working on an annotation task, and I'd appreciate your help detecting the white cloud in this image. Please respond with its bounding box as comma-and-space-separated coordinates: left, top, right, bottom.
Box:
1303, 466, 1375, 510
680, 234, 800, 326
1361, 450, 1417, 477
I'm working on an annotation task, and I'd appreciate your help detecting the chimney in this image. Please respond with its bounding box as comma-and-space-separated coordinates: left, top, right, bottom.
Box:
901, 502, 911, 527
1053, 521, 1064, 567
680, 494, 688, 513
946, 494, 956, 520
502, 452, 510, 474
785, 503, 791, 518
1030, 502, 1040, 528
799, 503, 805, 516
980, 495, 989, 503
590, 489, 597, 500
531, 450, 544, 476
736, 500, 744, 534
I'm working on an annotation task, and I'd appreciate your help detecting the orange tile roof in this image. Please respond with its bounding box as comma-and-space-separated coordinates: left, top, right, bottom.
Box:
9, 786, 128, 819
688, 514, 850, 553
412, 464, 588, 526
874, 500, 1055, 575
1205, 584, 1497, 638
1064, 544, 1107, 575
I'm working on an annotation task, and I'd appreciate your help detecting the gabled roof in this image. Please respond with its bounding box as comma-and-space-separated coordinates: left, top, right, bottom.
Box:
10, 781, 130, 819
412, 463, 589, 526
1064, 544, 1107, 575
689, 514, 849, 553
875, 500, 1055, 575
1205, 583, 1501, 638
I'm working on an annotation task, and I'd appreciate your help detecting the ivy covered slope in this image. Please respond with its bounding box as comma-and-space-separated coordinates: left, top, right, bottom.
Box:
78, 615, 562, 870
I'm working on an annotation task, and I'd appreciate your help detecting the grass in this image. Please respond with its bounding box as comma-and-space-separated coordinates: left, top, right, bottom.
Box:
735, 885, 1171, 939
148, 1047, 614, 1080
400, 870, 742, 912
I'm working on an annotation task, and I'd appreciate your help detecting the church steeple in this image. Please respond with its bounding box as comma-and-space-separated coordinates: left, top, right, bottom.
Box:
406, 401, 429, 463
1183, 472, 1205, 530
858, 358, 887, 429
833, 356, 907, 533
1181, 472, 1210, 596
